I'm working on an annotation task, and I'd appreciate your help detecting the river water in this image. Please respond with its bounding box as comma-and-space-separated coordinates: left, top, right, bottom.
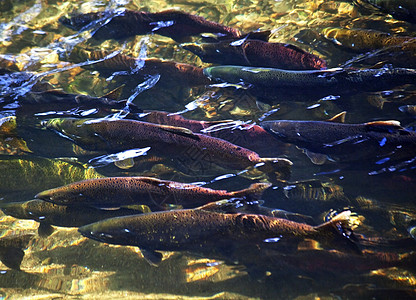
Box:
1, 0, 416, 299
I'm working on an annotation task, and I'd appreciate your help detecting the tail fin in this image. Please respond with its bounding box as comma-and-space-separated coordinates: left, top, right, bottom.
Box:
257, 158, 293, 181
316, 210, 351, 232
315, 210, 361, 254
400, 251, 416, 272
231, 183, 272, 200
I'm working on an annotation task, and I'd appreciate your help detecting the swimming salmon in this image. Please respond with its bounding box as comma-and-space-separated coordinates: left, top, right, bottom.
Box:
183, 39, 327, 70
78, 207, 356, 266
203, 65, 416, 94
35, 177, 271, 210
60, 9, 241, 42
43, 118, 292, 180
138, 110, 288, 157
322, 27, 416, 52
261, 118, 416, 164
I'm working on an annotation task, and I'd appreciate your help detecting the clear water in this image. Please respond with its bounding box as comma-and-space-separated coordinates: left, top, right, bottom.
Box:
1, 0, 416, 298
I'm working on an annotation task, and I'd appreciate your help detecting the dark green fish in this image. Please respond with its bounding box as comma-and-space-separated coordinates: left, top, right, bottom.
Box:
35, 177, 271, 210
78, 207, 356, 266
322, 27, 416, 52
321, 27, 416, 68
0, 199, 147, 237
182, 39, 327, 70
60, 9, 241, 42
261, 118, 416, 164
203, 65, 416, 94
43, 118, 292, 180
0, 234, 33, 270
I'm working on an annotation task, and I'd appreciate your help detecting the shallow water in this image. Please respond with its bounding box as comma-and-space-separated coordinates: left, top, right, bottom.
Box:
1, 0, 416, 299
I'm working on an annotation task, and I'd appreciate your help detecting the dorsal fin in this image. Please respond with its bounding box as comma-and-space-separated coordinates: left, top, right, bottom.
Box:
137, 177, 164, 186
283, 43, 308, 54
159, 125, 200, 140
102, 85, 125, 100
365, 120, 402, 132
327, 111, 346, 123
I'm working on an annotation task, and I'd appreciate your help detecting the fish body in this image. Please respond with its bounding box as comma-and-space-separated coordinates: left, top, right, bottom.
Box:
202, 198, 315, 224
139, 110, 287, 156
43, 118, 292, 179
322, 27, 416, 52
183, 39, 327, 70
78, 208, 355, 265
68, 48, 211, 87
261, 119, 416, 163
35, 177, 271, 209
203, 65, 416, 93
60, 9, 241, 42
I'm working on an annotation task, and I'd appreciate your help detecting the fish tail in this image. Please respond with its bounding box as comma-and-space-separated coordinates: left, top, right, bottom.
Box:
400, 251, 416, 272
257, 158, 293, 181
315, 210, 361, 253
231, 182, 272, 200
316, 210, 351, 231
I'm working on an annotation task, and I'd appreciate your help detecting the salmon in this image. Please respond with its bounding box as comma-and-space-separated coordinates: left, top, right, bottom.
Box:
78, 207, 357, 266
60, 9, 241, 42
43, 118, 292, 180
35, 177, 271, 210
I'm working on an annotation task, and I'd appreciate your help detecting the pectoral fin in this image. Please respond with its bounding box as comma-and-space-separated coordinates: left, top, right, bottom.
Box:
327, 111, 346, 123
114, 158, 135, 169
141, 249, 163, 267
38, 223, 55, 237
305, 150, 328, 165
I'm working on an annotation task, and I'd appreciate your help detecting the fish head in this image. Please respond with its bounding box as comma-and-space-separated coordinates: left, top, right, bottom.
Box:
42, 118, 83, 136
78, 217, 134, 245
42, 118, 102, 147
59, 11, 105, 31
35, 185, 88, 206
181, 43, 206, 57
260, 120, 295, 142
